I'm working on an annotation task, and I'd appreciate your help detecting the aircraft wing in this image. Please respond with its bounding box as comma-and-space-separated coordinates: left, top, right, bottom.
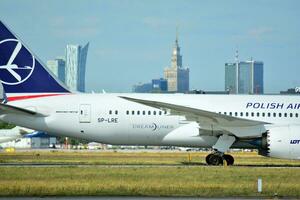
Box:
0, 103, 45, 117
120, 96, 270, 138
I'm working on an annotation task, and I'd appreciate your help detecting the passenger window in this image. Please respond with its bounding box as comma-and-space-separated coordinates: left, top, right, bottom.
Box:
153, 111, 156, 115
115, 110, 118, 115
284, 113, 287, 117
132, 111, 135, 115
290, 113, 293, 117
279, 113, 282, 117
251, 112, 254, 117
224, 112, 227, 115
137, 111, 140, 115
142, 111, 146, 115
126, 110, 129, 115
256, 112, 259, 117
273, 113, 276, 117
159, 111, 162, 115
148, 111, 151, 115
246, 112, 249, 117
234, 112, 238, 116
262, 113, 265, 117
229, 112, 232, 116
268, 113, 271, 117
109, 110, 112, 115
296, 113, 299, 118
164, 110, 167, 114
240, 112, 243, 117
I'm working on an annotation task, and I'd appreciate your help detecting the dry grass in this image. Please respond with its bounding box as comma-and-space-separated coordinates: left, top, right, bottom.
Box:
0, 151, 300, 197
0, 166, 299, 197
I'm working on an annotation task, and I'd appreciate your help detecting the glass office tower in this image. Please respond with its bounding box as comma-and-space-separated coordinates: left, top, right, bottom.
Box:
225, 60, 264, 94
65, 43, 89, 92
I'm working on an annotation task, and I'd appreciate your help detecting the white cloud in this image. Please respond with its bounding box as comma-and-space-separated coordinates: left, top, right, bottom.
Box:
142, 17, 175, 29
232, 26, 274, 43
248, 27, 273, 39
49, 16, 101, 38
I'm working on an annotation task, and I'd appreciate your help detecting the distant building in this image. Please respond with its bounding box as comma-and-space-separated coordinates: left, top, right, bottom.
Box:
132, 82, 152, 93
152, 78, 168, 92
225, 54, 264, 94
65, 43, 89, 92
225, 62, 238, 94
280, 87, 300, 95
164, 33, 189, 93
46, 58, 66, 83
188, 90, 229, 95
0, 136, 56, 149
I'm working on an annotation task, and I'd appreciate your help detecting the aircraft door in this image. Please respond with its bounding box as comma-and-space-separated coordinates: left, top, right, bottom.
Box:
79, 104, 91, 123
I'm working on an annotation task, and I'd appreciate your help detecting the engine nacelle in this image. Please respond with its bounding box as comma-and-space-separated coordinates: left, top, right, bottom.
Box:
259, 126, 300, 159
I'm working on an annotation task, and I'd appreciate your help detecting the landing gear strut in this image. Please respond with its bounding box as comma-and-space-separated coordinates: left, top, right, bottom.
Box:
206, 152, 234, 166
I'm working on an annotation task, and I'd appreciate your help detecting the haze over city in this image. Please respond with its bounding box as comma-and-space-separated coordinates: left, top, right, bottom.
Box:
1, 0, 299, 93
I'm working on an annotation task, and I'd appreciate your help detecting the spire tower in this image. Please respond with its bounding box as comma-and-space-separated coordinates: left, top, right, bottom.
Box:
164, 27, 189, 92
171, 27, 182, 68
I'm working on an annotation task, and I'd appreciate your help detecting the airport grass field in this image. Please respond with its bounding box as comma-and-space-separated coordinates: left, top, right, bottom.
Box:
0, 150, 300, 197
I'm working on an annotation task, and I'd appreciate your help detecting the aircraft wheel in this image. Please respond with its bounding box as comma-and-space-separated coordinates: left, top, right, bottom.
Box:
223, 154, 234, 165
207, 154, 224, 165
205, 153, 213, 164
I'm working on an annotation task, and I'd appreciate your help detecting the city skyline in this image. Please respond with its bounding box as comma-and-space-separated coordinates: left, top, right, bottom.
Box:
47, 43, 89, 92
1, 0, 299, 93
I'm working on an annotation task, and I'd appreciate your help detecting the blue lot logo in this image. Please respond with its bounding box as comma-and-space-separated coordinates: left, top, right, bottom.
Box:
0, 39, 35, 85
290, 140, 300, 144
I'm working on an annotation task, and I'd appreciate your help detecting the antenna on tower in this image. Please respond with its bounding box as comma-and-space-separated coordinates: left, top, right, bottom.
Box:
176, 24, 179, 44
235, 47, 239, 63
235, 46, 239, 94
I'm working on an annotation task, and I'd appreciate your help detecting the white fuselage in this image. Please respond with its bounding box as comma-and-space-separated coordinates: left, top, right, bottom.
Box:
2, 93, 300, 148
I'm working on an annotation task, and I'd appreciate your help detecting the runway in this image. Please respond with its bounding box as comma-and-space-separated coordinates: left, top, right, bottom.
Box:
0, 198, 271, 200
1, 162, 300, 168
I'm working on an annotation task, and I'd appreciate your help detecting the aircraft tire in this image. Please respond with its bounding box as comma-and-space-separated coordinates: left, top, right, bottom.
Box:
223, 154, 234, 165
205, 153, 213, 164
207, 154, 224, 165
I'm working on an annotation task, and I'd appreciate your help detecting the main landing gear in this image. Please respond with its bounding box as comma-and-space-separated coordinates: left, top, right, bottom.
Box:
206, 152, 234, 166
206, 134, 236, 165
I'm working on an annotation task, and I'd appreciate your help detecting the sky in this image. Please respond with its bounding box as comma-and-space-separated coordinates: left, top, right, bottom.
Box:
1, 0, 300, 93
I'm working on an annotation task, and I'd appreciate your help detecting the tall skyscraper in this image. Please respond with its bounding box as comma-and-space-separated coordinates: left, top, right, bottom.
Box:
65, 43, 89, 92
225, 63, 238, 94
46, 58, 66, 83
164, 33, 189, 93
225, 55, 264, 94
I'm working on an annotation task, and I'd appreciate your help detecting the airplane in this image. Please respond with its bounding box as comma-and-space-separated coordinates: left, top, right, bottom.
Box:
0, 126, 33, 143
0, 20, 299, 165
